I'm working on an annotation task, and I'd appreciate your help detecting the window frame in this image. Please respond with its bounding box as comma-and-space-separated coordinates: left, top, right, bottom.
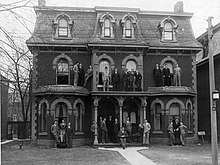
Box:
163, 22, 173, 41
104, 18, 111, 37
56, 58, 70, 85
58, 18, 69, 37
125, 19, 132, 38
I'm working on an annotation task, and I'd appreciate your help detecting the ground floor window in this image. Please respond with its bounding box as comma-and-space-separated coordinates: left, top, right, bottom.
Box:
55, 102, 67, 125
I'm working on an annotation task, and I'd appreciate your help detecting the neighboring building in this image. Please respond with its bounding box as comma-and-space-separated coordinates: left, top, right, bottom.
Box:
26, 0, 202, 146
196, 22, 220, 140
0, 74, 9, 140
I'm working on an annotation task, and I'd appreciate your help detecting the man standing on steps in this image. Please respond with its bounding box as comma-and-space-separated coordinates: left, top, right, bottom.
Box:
141, 119, 151, 146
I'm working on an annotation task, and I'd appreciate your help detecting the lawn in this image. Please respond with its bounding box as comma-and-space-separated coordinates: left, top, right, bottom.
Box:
138, 144, 220, 165
1, 142, 131, 165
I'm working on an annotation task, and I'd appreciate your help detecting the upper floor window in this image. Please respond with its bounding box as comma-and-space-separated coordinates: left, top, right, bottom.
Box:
126, 60, 136, 71
164, 22, 173, 40
53, 14, 73, 39
158, 17, 178, 42
125, 19, 132, 38
58, 18, 68, 37
98, 60, 110, 85
121, 14, 137, 39
104, 18, 111, 37
57, 58, 69, 85
99, 13, 115, 39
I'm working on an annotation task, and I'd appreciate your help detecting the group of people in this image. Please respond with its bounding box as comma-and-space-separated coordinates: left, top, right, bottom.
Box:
167, 118, 187, 146
153, 63, 182, 87
99, 67, 142, 92
51, 120, 73, 148
73, 62, 93, 87
91, 116, 151, 149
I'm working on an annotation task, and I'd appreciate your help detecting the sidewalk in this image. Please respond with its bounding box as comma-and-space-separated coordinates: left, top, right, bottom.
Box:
99, 147, 157, 165
1, 139, 14, 145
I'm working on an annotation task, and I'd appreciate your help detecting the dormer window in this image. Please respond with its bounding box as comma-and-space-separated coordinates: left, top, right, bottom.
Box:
158, 17, 178, 42
58, 18, 68, 37
164, 22, 173, 40
121, 14, 137, 39
53, 13, 73, 39
99, 13, 115, 39
125, 19, 132, 38
104, 18, 111, 37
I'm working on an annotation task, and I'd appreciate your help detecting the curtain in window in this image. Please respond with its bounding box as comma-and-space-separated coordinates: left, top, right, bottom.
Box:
58, 18, 68, 37
57, 58, 69, 84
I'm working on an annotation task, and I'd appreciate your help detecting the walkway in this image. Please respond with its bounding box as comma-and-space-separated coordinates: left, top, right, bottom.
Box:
1, 140, 14, 145
99, 147, 158, 165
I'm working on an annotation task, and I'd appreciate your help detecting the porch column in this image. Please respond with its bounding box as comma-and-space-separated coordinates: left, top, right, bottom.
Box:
141, 97, 147, 120
117, 97, 124, 128
93, 96, 100, 144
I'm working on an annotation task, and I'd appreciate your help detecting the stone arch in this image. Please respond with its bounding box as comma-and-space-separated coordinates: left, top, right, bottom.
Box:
122, 54, 142, 70
160, 16, 178, 29
121, 13, 137, 24
55, 13, 72, 23
186, 99, 193, 109
150, 98, 164, 110
38, 98, 50, 111
50, 98, 72, 111
100, 13, 116, 22
52, 53, 73, 70
160, 56, 178, 68
166, 98, 185, 110
96, 53, 115, 70
73, 98, 85, 113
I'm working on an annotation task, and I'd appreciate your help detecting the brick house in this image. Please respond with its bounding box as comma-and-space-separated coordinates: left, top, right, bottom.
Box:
196, 22, 220, 140
26, 0, 201, 146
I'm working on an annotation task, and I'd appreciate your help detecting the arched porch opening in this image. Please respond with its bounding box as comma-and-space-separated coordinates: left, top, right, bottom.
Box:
55, 102, 68, 126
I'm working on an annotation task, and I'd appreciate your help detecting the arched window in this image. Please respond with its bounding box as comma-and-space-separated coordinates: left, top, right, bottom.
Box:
40, 103, 47, 132
126, 60, 136, 71
169, 103, 180, 121
154, 103, 162, 131
75, 103, 84, 132
98, 60, 110, 85
58, 18, 68, 37
57, 58, 69, 85
104, 18, 111, 37
187, 103, 192, 131
125, 19, 132, 38
163, 22, 173, 41
55, 102, 67, 125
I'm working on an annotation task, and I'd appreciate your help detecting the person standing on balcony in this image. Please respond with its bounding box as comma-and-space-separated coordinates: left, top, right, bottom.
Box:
173, 64, 182, 86
112, 68, 120, 91
135, 70, 142, 91
153, 63, 163, 87
162, 64, 171, 86
73, 62, 79, 86
122, 68, 129, 91
103, 67, 110, 91
78, 63, 85, 86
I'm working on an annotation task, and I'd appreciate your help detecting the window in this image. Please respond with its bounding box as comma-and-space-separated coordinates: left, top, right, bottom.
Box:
58, 18, 68, 37
104, 18, 111, 37
125, 19, 132, 38
169, 103, 180, 121
57, 58, 69, 85
154, 103, 162, 131
159, 18, 178, 42
40, 103, 47, 132
187, 103, 192, 131
55, 102, 67, 125
163, 22, 173, 40
126, 60, 136, 71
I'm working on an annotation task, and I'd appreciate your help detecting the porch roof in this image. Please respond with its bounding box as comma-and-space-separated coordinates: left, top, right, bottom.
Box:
34, 85, 90, 96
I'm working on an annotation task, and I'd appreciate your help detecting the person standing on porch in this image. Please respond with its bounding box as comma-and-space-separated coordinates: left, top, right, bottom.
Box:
98, 117, 102, 143
124, 116, 132, 143
167, 121, 174, 146
101, 117, 108, 143
113, 118, 120, 143
66, 122, 73, 148
51, 120, 60, 148
141, 119, 151, 146
107, 115, 114, 143
118, 127, 128, 149
179, 122, 187, 146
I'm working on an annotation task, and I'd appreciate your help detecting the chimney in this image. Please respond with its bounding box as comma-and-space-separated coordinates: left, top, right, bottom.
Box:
174, 1, 184, 13
38, 0, 46, 7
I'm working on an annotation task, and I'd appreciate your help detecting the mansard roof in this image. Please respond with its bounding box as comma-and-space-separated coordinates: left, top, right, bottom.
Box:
26, 6, 201, 49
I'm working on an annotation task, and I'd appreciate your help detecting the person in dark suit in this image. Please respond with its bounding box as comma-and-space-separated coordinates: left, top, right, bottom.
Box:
118, 127, 128, 149
112, 68, 120, 91
153, 63, 163, 87
51, 120, 60, 148
129, 69, 136, 91
78, 63, 85, 86
113, 118, 120, 143
101, 118, 108, 143
162, 64, 171, 86
173, 118, 181, 145
135, 70, 142, 91
122, 68, 129, 91
66, 122, 73, 148
106, 116, 114, 142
